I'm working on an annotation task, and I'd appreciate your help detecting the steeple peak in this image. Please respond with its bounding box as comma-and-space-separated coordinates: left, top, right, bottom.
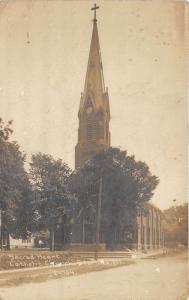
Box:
79, 11, 107, 115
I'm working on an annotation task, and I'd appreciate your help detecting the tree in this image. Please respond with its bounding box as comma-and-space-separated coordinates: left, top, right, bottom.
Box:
70, 147, 159, 249
163, 203, 188, 246
9, 182, 33, 240
0, 118, 31, 249
29, 153, 73, 250
0, 118, 13, 141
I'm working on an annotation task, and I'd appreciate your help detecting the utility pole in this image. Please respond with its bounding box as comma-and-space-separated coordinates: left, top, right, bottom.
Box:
50, 228, 55, 251
95, 177, 102, 260
0, 203, 2, 249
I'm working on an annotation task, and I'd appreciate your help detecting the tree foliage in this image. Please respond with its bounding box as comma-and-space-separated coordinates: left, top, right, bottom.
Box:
0, 118, 31, 245
163, 203, 188, 245
29, 153, 73, 233
0, 118, 13, 141
70, 147, 159, 249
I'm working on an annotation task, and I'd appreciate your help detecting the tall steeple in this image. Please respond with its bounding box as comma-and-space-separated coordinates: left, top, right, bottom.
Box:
75, 5, 111, 169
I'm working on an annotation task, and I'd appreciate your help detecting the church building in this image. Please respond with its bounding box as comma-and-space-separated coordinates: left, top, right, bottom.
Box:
73, 5, 163, 251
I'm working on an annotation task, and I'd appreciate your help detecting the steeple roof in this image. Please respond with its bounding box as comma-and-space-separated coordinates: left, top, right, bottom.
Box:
79, 20, 107, 115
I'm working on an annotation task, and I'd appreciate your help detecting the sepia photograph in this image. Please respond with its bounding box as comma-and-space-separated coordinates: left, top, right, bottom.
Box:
0, 1, 188, 299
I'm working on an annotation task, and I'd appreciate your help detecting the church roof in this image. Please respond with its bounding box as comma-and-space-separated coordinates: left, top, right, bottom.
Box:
79, 20, 108, 116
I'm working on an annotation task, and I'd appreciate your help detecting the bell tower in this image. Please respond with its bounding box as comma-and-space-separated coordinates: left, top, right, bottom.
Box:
75, 4, 111, 168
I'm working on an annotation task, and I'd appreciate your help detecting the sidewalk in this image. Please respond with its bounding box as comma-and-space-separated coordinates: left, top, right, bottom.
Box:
132, 248, 164, 259
133, 247, 186, 259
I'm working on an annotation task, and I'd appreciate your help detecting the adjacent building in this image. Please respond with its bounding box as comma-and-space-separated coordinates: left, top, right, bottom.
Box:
137, 203, 163, 250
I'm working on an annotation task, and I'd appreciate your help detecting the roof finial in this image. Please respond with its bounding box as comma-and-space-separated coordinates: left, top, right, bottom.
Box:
91, 3, 99, 23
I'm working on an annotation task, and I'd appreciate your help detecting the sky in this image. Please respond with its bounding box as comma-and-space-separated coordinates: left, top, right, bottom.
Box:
0, 0, 187, 209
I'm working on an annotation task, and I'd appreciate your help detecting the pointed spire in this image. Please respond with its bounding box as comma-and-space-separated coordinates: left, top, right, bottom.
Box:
75, 7, 111, 168
79, 8, 106, 115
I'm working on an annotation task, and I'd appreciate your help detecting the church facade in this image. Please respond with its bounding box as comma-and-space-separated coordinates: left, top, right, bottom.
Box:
73, 7, 163, 250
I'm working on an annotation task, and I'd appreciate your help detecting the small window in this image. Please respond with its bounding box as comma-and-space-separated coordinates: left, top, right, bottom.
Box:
87, 116, 96, 142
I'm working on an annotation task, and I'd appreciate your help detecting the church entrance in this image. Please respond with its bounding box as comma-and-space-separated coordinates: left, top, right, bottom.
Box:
82, 223, 94, 243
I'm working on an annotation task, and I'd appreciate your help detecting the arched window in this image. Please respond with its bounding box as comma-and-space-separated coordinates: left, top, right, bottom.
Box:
86, 114, 96, 142
84, 96, 97, 142
97, 111, 104, 140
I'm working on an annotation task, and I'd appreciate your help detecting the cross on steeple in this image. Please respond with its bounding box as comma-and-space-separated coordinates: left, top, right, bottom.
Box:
91, 3, 99, 22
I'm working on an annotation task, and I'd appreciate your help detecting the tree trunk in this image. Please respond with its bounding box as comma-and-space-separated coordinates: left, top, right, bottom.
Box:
6, 232, 10, 250
108, 201, 118, 251
82, 216, 85, 244
50, 228, 55, 251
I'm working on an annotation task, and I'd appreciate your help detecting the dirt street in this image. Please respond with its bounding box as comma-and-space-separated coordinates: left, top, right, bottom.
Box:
0, 252, 187, 300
